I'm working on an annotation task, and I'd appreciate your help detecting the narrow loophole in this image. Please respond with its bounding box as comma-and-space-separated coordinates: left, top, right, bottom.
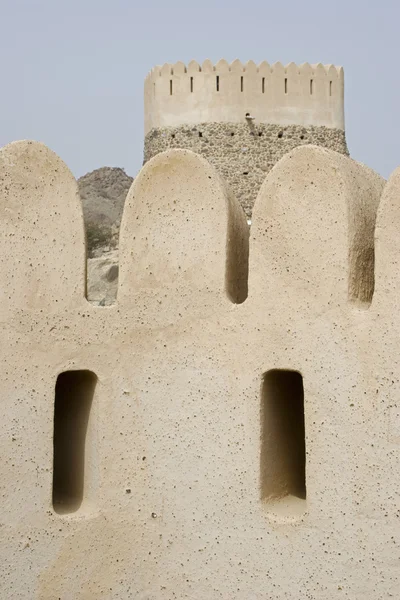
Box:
284, 78, 288, 94
216, 75, 220, 91
329, 80, 332, 96
170, 79, 173, 95
262, 77, 265, 93
260, 370, 306, 509
190, 77, 193, 93
52, 370, 97, 515
310, 79, 313, 95
241, 76, 244, 92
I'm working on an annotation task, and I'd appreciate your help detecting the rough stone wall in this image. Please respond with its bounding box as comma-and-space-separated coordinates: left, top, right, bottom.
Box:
144, 122, 348, 217
5, 142, 400, 600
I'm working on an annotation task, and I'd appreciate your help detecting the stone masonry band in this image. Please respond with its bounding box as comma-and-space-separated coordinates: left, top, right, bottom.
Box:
144, 122, 349, 218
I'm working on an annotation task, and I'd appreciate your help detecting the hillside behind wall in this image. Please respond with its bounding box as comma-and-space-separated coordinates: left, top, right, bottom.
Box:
144, 60, 349, 217
4, 141, 400, 600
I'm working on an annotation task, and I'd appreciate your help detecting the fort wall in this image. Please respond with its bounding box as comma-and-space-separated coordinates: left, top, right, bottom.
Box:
3, 141, 400, 599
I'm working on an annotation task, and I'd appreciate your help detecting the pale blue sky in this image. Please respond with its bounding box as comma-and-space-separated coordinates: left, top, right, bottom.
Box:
0, 0, 398, 180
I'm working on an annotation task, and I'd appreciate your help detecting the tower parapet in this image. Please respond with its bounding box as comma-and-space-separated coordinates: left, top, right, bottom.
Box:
144, 60, 348, 217
145, 60, 344, 133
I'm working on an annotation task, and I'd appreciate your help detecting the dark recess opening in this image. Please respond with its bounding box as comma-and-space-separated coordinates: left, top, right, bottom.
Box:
53, 370, 97, 514
241, 76, 244, 92
216, 75, 220, 91
329, 80, 332, 96
310, 79, 313, 95
170, 79, 173, 95
284, 78, 288, 94
260, 370, 306, 502
190, 77, 193, 92
262, 77, 265, 93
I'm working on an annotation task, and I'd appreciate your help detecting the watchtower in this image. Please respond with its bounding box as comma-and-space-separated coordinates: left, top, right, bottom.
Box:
144, 59, 348, 217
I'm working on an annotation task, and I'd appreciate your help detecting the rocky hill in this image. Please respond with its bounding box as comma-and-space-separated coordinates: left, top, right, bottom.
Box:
78, 166, 133, 257
78, 166, 133, 305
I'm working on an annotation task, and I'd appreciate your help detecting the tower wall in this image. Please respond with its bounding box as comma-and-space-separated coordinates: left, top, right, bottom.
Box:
144, 60, 348, 217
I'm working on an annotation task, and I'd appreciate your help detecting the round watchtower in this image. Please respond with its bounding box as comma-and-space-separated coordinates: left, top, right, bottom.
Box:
143, 60, 348, 217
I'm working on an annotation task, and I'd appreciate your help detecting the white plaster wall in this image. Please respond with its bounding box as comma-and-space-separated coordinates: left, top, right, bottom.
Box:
3, 142, 400, 600
144, 60, 345, 133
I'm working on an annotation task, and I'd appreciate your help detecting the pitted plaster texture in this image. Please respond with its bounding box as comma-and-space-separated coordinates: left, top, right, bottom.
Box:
4, 141, 400, 600
144, 122, 348, 217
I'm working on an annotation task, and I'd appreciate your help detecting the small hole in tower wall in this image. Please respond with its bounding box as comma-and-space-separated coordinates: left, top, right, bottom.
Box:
260, 370, 306, 506
329, 80, 332, 96
310, 79, 313, 95
190, 77, 193, 92
241, 76, 244, 92
170, 80, 173, 95
52, 370, 97, 515
262, 77, 265, 93
216, 75, 220, 91
284, 78, 288, 94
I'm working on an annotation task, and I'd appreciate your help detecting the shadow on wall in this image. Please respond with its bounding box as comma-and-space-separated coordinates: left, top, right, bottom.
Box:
260, 370, 306, 504
52, 370, 98, 515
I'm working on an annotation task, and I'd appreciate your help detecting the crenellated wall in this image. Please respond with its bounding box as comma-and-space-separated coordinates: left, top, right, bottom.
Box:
4, 141, 400, 599
144, 60, 345, 132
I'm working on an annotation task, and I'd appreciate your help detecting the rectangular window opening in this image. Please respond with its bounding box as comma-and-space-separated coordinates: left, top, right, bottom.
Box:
329, 80, 332, 96
216, 75, 220, 91
262, 77, 265, 93
310, 79, 313, 95
241, 76, 244, 92
53, 370, 97, 515
260, 370, 306, 510
190, 77, 193, 93
284, 78, 288, 94
170, 79, 173, 95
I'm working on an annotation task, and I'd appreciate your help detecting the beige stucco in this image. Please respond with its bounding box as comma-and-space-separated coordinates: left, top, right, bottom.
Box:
4, 140, 400, 599
144, 60, 345, 133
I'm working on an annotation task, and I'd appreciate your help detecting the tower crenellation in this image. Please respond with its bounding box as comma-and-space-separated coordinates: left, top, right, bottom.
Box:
144, 59, 348, 217
145, 60, 345, 132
